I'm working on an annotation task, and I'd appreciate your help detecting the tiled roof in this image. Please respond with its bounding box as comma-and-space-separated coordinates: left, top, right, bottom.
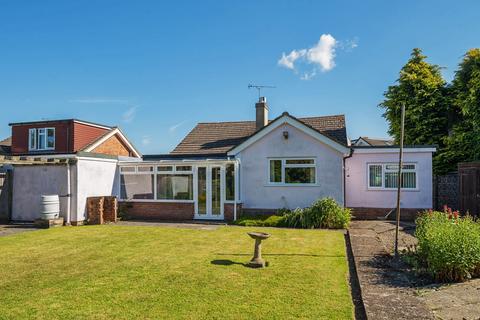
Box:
352, 136, 394, 146
0, 137, 11, 155
0, 137, 11, 146
171, 114, 347, 155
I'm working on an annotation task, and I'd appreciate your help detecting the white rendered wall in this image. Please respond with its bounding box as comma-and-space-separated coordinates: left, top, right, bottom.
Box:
345, 151, 433, 209
74, 158, 118, 221
237, 123, 345, 209
11, 165, 71, 221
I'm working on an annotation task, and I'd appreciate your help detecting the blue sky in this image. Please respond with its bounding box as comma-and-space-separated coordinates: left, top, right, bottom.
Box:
1, 1, 479, 154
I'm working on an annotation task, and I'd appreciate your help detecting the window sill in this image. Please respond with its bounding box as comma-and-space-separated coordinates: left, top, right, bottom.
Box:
367, 188, 419, 192
264, 183, 319, 187
120, 199, 195, 203
224, 200, 243, 204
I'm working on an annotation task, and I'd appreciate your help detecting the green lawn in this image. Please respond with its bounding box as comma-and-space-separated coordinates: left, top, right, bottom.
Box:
0, 225, 353, 319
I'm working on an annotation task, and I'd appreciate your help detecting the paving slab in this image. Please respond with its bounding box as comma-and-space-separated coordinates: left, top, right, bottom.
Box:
0, 223, 39, 237
420, 279, 480, 320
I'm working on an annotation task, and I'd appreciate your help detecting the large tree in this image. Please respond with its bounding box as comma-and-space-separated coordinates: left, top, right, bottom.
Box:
437, 49, 480, 173
379, 48, 449, 173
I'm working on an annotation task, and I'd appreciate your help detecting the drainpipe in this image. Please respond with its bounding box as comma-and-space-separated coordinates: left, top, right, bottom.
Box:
65, 161, 71, 225
233, 158, 240, 221
343, 148, 354, 208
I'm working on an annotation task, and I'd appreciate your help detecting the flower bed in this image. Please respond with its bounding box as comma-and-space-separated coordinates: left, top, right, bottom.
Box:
414, 207, 480, 282
234, 197, 351, 229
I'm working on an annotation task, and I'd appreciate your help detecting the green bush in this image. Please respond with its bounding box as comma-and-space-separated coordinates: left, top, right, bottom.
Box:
415, 209, 480, 282
283, 198, 351, 229
233, 198, 351, 229
233, 215, 286, 227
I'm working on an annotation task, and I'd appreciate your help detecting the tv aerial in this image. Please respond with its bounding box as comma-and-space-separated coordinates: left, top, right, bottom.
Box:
248, 84, 276, 99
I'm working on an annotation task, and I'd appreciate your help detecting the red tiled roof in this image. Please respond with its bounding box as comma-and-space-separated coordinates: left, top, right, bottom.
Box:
171, 114, 347, 155
0, 137, 11, 155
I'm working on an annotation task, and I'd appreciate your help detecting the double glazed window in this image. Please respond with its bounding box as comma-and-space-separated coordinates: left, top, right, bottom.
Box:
156, 166, 193, 200
269, 158, 316, 184
368, 163, 417, 189
120, 165, 193, 200
225, 163, 235, 201
28, 128, 55, 150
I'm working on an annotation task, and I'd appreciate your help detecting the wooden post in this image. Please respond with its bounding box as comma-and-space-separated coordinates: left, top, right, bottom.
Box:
394, 104, 405, 258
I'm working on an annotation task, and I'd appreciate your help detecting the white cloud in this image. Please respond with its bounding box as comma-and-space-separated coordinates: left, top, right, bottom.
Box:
69, 97, 129, 104
278, 49, 306, 70
278, 34, 357, 79
306, 34, 337, 72
169, 120, 187, 134
122, 106, 137, 123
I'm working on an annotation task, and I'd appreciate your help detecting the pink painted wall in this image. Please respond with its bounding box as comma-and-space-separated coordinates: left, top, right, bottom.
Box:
345, 149, 434, 209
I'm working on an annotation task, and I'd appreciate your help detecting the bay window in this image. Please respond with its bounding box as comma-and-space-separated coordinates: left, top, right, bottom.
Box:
268, 158, 316, 184
368, 163, 417, 190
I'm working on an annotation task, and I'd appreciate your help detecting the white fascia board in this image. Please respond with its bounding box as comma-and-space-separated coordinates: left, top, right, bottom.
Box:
119, 159, 237, 166
227, 115, 350, 156
73, 120, 112, 130
353, 147, 437, 154
83, 128, 142, 158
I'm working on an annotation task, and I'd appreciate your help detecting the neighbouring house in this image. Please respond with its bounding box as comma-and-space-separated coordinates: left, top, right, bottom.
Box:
117, 97, 436, 221
351, 136, 394, 146
3, 119, 141, 224
0, 137, 11, 156
9, 119, 140, 158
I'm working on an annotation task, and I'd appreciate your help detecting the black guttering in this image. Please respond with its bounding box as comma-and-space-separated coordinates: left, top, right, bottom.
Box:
143, 153, 229, 161
352, 145, 437, 149
8, 119, 113, 129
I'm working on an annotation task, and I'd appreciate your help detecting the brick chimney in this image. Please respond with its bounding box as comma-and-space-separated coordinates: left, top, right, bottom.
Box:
255, 97, 269, 131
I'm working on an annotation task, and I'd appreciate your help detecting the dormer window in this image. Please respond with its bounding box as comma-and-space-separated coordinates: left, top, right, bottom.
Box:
28, 128, 55, 151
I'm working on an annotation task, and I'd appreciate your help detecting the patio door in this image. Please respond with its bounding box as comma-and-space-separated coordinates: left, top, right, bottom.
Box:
196, 166, 224, 219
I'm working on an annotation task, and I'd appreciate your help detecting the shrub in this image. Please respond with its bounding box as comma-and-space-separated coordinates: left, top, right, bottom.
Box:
281, 198, 351, 229
232, 198, 351, 229
233, 215, 286, 227
415, 208, 480, 282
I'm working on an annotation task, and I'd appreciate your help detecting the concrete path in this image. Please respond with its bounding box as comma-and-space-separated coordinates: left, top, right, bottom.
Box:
0, 223, 39, 237
420, 278, 480, 320
349, 221, 434, 319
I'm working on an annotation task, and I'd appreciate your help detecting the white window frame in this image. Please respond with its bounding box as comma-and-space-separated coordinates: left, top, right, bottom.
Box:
267, 158, 317, 186
28, 127, 55, 151
28, 128, 37, 150
367, 163, 418, 191
120, 165, 195, 202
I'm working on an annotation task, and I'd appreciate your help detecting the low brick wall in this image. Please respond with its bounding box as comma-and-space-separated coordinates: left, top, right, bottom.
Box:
120, 201, 195, 220
224, 203, 242, 221
349, 207, 426, 221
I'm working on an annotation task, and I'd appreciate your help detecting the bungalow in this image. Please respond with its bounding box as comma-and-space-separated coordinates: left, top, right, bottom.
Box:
1, 98, 435, 223
118, 97, 435, 221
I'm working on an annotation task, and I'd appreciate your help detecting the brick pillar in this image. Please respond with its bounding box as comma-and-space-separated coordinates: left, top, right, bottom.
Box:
87, 197, 104, 225
103, 196, 118, 223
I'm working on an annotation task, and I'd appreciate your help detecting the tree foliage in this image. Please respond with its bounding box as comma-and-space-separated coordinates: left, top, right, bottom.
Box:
379, 48, 449, 150
437, 49, 480, 173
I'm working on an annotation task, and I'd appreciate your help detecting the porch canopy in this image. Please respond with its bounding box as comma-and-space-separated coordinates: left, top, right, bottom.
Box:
118, 154, 240, 220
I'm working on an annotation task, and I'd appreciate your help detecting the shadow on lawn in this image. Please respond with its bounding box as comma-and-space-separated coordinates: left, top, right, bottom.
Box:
211, 259, 247, 267
215, 253, 344, 257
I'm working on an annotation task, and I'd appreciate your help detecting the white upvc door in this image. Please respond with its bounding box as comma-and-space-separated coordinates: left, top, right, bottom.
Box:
195, 165, 224, 220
